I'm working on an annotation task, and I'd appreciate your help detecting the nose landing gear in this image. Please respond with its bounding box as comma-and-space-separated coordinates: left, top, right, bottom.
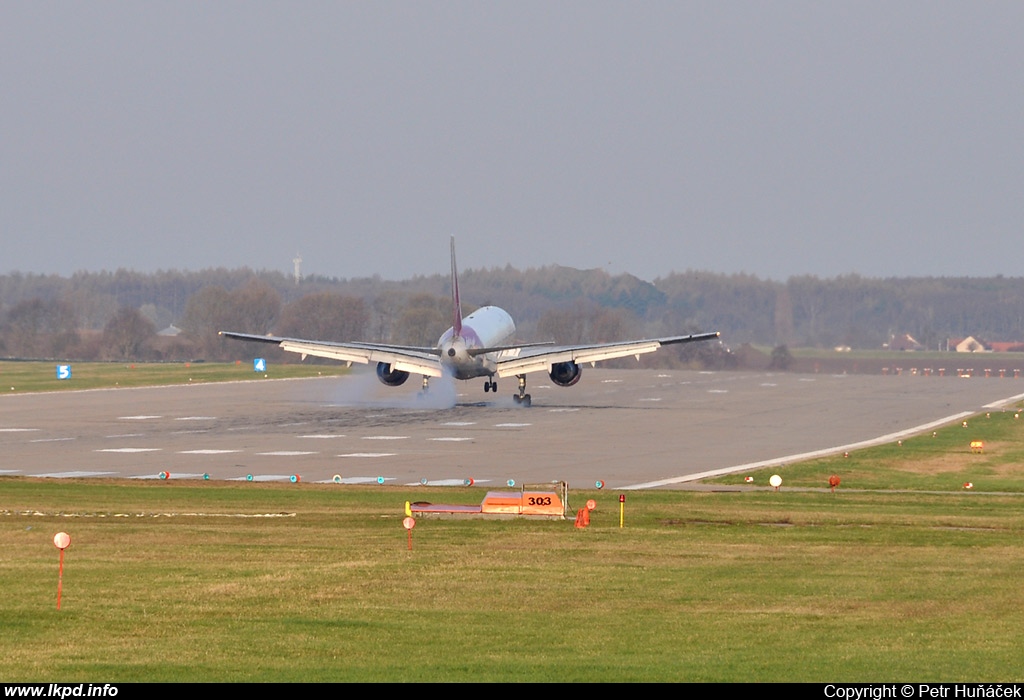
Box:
512, 374, 531, 407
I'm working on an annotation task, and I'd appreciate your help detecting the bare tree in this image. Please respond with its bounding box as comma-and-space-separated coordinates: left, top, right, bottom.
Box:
277, 292, 369, 342
102, 306, 156, 360
1, 298, 79, 358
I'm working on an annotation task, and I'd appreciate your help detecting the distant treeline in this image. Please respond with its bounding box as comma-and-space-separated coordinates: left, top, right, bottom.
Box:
2, 267, 1024, 364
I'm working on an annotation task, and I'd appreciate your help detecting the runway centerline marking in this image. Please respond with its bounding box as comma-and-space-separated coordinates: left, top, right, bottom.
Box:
97, 448, 162, 453
0, 428, 40, 432
362, 435, 409, 440
256, 451, 318, 456
429, 437, 472, 442
179, 449, 242, 455
338, 453, 395, 458
118, 415, 162, 420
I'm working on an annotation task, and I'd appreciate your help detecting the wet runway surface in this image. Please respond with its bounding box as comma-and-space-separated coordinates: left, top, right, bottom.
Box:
2, 369, 1023, 490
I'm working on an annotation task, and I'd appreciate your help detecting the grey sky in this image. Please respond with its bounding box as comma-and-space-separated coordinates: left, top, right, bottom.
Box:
3, 2, 1022, 281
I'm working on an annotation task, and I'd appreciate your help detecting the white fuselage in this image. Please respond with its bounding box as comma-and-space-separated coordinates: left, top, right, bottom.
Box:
437, 306, 516, 380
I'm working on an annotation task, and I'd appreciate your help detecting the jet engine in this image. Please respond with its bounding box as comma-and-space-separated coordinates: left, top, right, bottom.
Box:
376, 362, 410, 386
549, 361, 582, 387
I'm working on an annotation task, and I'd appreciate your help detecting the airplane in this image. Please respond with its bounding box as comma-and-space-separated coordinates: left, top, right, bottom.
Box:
220, 238, 720, 406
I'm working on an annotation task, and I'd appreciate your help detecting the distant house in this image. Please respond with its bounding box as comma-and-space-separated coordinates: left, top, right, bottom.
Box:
158, 325, 182, 337
952, 336, 990, 353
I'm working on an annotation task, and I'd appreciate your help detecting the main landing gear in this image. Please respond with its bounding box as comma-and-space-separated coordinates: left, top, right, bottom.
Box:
512, 374, 531, 407
418, 376, 430, 397
483, 379, 497, 393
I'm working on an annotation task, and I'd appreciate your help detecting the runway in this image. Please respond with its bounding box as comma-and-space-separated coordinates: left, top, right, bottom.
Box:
2, 368, 1023, 490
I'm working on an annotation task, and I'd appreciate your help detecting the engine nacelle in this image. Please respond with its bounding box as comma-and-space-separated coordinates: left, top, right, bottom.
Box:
376, 362, 410, 387
549, 361, 582, 387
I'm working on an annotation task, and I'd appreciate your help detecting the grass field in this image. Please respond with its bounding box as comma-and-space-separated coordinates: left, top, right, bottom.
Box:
3, 367, 1024, 682
710, 406, 1024, 493
3, 474, 1024, 681
0, 361, 347, 393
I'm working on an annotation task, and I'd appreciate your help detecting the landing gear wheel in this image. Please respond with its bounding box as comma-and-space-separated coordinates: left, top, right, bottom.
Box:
514, 374, 531, 407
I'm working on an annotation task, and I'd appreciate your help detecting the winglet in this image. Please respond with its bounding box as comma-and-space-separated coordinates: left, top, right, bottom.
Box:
450, 236, 463, 339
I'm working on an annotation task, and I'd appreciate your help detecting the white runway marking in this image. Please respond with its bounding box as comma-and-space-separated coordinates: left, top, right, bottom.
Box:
0, 469, 21, 474
549, 408, 579, 412
362, 435, 409, 440
406, 478, 486, 486
227, 474, 299, 482
0, 428, 39, 432
118, 415, 162, 420
179, 449, 242, 455
601, 379, 623, 384
31, 437, 76, 443
638, 397, 662, 402
621, 411, 980, 490
97, 448, 162, 453
442, 421, 476, 426
175, 416, 216, 421
298, 434, 345, 439
429, 437, 473, 442
984, 392, 1024, 408
322, 476, 395, 484
494, 423, 531, 428
256, 451, 317, 456
131, 472, 209, 480
338, 453, 395, 458
106, 433, 144, 438
32, 471, 118, 478
707, 389, 728, 394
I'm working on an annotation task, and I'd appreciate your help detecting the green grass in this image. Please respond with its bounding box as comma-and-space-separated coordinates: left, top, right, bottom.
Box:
0, 360, 347, 393
3, 479, 1024, 681
709, 406, 1024, 492
4, 371, 1024, 681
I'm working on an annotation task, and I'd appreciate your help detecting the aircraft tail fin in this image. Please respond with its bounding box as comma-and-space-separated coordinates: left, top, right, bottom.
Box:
450, 236, 463, 339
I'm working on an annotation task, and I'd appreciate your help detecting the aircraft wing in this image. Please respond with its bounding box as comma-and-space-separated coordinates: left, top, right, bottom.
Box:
493, 331, 721, 378
218, 331, 446, 378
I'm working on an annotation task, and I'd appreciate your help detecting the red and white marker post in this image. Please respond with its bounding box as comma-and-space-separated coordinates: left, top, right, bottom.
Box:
53, 532, 71, 610
403, 516, 416, 551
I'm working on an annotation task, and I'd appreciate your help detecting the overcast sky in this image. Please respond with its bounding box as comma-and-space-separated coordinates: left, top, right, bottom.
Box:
3, 2, 1022, 282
